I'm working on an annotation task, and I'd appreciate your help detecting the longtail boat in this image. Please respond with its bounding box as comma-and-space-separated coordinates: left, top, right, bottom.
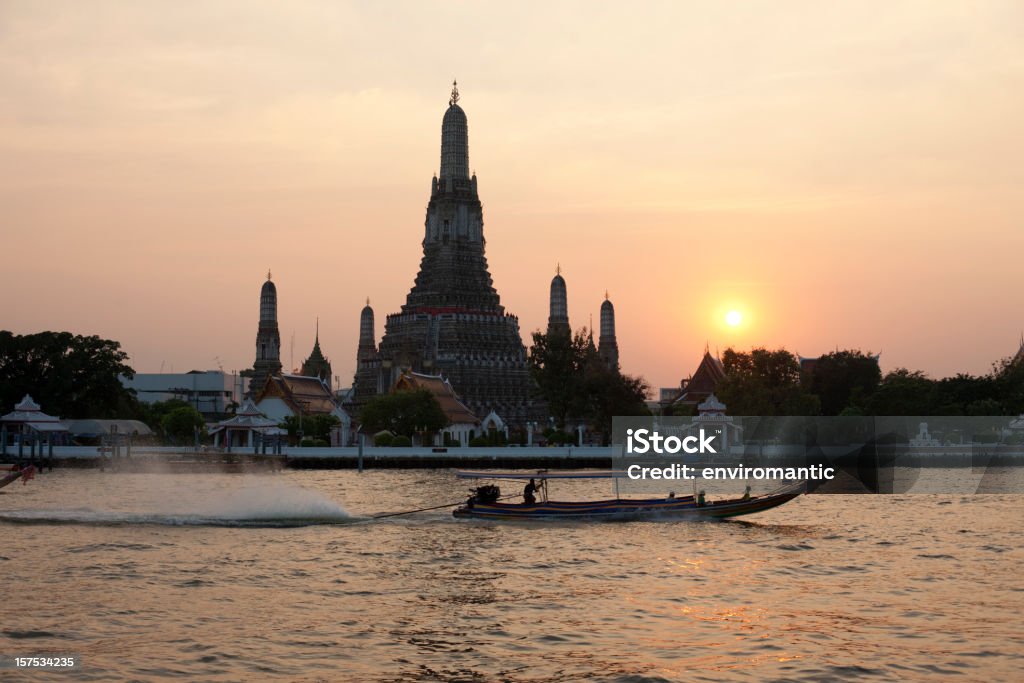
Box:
452, 470, 804, 521
0, 465, 36, 490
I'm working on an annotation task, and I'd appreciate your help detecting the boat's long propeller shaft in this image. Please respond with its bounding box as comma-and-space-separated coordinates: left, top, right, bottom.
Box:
372, 493, 520, 519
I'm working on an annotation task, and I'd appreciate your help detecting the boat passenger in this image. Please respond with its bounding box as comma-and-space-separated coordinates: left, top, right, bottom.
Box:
741, 485, 751, 501
696, 490, 706, 507
523, 478, 539, 505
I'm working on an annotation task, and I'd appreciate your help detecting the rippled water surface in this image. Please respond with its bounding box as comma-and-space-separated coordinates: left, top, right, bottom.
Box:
1, 468, 1022, 681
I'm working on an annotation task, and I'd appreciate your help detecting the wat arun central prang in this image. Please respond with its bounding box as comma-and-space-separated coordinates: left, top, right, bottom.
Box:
352, 82, 537, 423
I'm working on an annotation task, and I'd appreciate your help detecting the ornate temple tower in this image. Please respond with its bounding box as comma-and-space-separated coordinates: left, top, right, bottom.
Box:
352, 300, 381, 403
300, 319, 333, 389
547, 265, 570, 336
248, 271, 283, 397
598, 292, 619, 369
357, 82, 536, 422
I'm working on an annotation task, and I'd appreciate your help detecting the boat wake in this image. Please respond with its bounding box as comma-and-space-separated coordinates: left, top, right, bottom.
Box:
0, 482, 359, 528
0, 509, 358, 527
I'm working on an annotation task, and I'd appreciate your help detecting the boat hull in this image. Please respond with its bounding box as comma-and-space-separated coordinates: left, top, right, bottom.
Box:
0, 466, 35, 490
453, 485, 804, 521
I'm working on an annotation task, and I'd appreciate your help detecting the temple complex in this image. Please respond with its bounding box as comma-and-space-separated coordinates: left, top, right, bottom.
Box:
351, 83, 536, 423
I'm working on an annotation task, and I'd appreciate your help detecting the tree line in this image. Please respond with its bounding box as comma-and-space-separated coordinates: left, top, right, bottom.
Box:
706, 348, 1024, 417
5, 331, 1020, 448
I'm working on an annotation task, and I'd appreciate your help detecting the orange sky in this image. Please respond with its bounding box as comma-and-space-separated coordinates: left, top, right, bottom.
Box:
2, 1, 1022, 391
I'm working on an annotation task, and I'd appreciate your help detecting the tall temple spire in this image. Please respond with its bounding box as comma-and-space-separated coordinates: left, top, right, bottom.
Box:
440, 80, 469, 181
354, 82, 536, 424
247, 271, 282, 397
547, 266, 570, 336
599, 294, 619, 370
351, 298, 380, 404
358, 300, 376, 352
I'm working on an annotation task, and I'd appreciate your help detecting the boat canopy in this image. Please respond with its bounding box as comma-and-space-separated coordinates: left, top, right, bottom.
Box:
455, 470, 619, 479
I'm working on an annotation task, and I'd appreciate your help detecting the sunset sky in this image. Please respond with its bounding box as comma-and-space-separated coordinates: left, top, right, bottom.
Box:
2, 1, 1022, 391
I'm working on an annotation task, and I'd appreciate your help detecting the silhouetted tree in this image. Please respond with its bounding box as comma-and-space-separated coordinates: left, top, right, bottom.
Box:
0, 330, 137, 418
530, 327, 649, 441
716, 347, 820, 416
865, 369, 937, 415
528, 328, 590, 427
807, 349, 882, 415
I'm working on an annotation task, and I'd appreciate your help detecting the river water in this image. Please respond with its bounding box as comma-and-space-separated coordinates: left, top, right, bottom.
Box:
0, 468, 1021, 681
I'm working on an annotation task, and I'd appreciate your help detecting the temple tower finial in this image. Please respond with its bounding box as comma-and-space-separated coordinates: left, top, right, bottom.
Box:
450, 79, 459, 106
267, 269, 272, 281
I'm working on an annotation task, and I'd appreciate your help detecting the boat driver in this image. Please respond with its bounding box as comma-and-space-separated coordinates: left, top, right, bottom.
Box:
523, 478, 540, 505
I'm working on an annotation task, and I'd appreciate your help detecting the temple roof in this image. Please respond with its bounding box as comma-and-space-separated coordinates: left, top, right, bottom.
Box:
306, 333, 327, 364
698, 393, 726, 413
257, 374, 340, 416
2, 394, 68, 433
394, 370, 479, 426
210, 398, 282, 432
61, 419, 152, 437
1, 394, 64, 425
671, 351, 726, 405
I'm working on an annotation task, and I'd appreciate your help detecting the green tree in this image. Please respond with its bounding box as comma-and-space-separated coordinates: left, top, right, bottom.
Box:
0, 330, 137, 418
359, 389, 448, 438
161, 406, 206, 445
135, 399, 191, 436
716, 347, 820, 416
279, 413, 340, 443
807, 350, 882, 415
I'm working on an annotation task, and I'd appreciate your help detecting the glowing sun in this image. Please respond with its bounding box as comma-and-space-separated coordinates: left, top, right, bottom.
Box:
725, 310, 743, 327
